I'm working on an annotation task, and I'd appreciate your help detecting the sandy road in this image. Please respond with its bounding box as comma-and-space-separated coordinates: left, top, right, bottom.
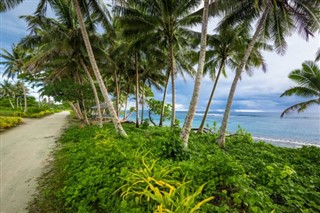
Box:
0, 111, 70, 213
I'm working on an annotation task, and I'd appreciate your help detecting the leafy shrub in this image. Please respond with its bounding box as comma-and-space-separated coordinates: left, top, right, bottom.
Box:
141, 119, 150, 129
120, 159, 214, 213
13, 111, 27, 117
30, 123, 320, 213
0, 116, 23, 129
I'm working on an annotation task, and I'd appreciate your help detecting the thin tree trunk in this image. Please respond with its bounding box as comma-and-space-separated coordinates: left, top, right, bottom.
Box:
149, 109, 156, 126
38, 96, 41, 108
81, 58, 103, 128
75, 101, 84, 120
217, 6, 270, 148
198, 60, 224, 133
68, 101, 82, 119
114, 71, 120, 116
180, 0, 210, 147
72, 0, 127, 137
22, 83, 27, 112
141, 83, 145, 124
159, 70, 170, 127
16, 97, 18, 108
123, 85, 130, 120
82, 100, 90, 125
169, 42, 176, 128
8, 98, 14, 109
135, 52, 140, 127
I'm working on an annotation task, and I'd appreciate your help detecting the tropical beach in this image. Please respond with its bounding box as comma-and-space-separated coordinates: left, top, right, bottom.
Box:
1, 0, 320, 212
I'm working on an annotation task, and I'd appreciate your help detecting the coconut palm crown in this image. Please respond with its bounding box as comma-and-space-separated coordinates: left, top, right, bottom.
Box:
280, 61, 320, 117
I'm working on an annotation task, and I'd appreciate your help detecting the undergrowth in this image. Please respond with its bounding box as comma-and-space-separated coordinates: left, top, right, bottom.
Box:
28, 123, 320, 213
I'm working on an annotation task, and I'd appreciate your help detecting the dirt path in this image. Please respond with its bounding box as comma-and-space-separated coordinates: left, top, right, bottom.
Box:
0, 111, 70, 213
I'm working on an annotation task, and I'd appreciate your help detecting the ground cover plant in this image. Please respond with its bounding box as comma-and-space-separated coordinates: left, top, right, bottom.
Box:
29, 123, 320, 212
0, 106, 62, 118
0, 116, 22, 129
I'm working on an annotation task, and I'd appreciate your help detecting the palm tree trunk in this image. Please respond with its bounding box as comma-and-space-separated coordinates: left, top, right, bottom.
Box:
68, 101, 81, 119
68, 101, 82, 119
16, 97, 19, 108
198, 60, 224, 133
114, 71, 120, 116
82, 100, 90, 125
135, 52, 140, 127
141, 83, 145, 124
169, 42, 176, 128
159, 70, 170, 127
72, 0, 127, 137
180, 0, 210, 147
8, 97, 15, 109
123, 84, 130, 120
81, 58, 103, 128
217, 6, 270, 148
75, 101, 84, 120
22, 83, 27, 112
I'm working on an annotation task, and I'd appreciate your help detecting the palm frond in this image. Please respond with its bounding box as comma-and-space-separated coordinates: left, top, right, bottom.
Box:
280, 98, 320, 117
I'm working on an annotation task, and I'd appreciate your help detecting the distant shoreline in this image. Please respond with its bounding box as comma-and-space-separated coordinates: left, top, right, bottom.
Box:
252, 136, 320, 148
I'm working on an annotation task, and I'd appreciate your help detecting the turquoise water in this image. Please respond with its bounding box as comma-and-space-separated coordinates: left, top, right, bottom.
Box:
128, 111, 320, 148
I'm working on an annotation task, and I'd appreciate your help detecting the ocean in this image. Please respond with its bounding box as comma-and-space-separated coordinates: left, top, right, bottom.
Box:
127, 110, 320, 148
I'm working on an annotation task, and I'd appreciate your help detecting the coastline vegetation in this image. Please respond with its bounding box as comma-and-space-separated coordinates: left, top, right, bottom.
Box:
28, 123, 320, 212
0, 116, 22, 129
1, 1, 319, 212
1, 0, 319, 146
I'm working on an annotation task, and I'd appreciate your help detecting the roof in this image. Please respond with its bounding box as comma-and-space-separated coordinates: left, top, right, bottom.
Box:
90, 103, 109, 109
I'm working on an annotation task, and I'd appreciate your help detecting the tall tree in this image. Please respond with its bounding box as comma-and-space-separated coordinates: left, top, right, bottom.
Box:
0, 46, 29, 112
198, 24, 269, 133
280, 61, 320, 117
116, 0, 202, 128
71, 0, 127, 136
21, 0, 103, 126
180, 0, 210, 146
0, 80, 16, 109
216, 0, 320, 148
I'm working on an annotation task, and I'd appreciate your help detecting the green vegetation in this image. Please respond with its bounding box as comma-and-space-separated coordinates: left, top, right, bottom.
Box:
0, 116, 22, 129
0, 106, 63, 119
29, 124, 320, 212
280, 61, 320, 117
1, 0, 320, 144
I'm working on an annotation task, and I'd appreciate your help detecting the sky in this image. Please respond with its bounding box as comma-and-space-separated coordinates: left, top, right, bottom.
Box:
1, 0, 320, 113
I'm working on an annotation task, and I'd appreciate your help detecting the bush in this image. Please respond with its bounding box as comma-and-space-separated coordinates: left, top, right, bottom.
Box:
30, 124, 320, 213
0, 116, 23, 129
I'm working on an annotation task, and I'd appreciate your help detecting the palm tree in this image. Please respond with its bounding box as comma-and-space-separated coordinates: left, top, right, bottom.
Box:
215, 0, 320, 148
14, 80, 26, 109
280, 61, 320, 117
0, 45, 29, 112
20, 0, 98, 125
71, 0, 127, 136
0, 0, 23, 11
180, 0, 210, 146
116, 0, 202, 128
0, 80, 16, 109
197, 24, 270, 133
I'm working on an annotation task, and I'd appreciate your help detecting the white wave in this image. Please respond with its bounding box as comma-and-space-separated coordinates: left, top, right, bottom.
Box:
234, 109, 267, 113
253, 136, 320, 148
195, 113, 222, 117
